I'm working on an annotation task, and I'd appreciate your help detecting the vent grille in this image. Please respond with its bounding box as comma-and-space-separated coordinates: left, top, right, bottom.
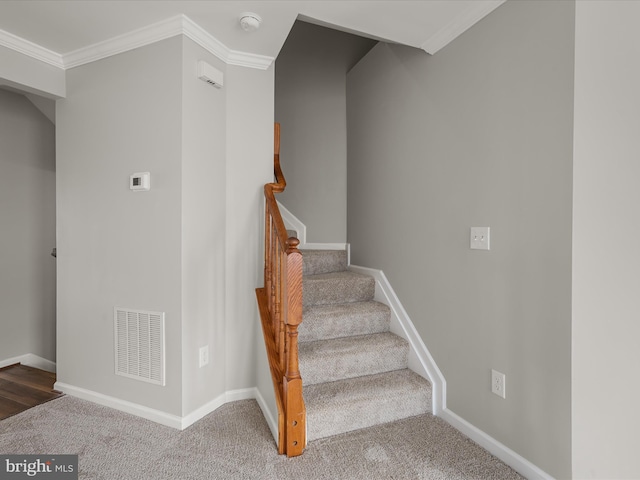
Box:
114, 308, 165, 386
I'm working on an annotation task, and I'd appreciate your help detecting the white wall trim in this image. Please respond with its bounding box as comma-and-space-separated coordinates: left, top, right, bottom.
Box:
63, 15, 275, 70
55, 382, 185, 429
348, 265, 446, 415
0, 354, 56, 373
421, 0, 507, 54
226, 50, 273, 70
440, 408, 554, 480
181, 16, 273, 70
0, 29, 64, 68
278, 200, 307, 244
62, 15, 184, 69
63, 15, 274, 70
276, 200, 348, 254
302, 242, 349, 251
180, 387, 258, 429
254, 387, 279, 443
1, 15, 274, 72
54, 382, 265, 430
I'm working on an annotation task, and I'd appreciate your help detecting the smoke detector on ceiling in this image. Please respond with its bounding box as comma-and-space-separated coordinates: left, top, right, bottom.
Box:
239, 12, 262, 32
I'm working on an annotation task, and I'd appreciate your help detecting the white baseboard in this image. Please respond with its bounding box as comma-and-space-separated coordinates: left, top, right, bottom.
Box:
0, 353, 56, 373
276, 201, 349, 255
254, 387, 279, 443
440, 409, 554, 479
54, 382, 262, 431
55, 382, 184, 429
348, 264, 446, 415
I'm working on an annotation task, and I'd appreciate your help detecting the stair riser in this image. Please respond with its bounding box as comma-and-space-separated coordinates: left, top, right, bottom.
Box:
307, 391, 430, 441
303, 275, 375, 306
300, 302, 390, 343
302, 250, 347, 276
300, 338, 409, 386
304, 370, 432, 441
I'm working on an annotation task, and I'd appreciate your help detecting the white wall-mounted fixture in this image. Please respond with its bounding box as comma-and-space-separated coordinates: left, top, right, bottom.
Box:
470, 226, 490, 250
491, 369, 506, 399
114, 307, 165, 386
239, 12, 262, 32
199, 345, 209, 368
130, 172, 150, 192
197, 60, 223, 88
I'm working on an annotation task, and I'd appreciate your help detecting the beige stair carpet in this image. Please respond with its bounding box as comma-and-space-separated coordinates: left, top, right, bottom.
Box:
299, 249, 431, 441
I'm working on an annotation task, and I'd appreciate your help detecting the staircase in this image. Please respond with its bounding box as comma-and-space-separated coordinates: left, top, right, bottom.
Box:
298, 249, 432, 442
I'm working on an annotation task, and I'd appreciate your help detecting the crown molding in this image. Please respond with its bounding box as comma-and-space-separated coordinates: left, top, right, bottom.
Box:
180, 15, 273, 70
0, 29, 64, 68
63, 15, 184, 69
227, 50, 273, 70
180, 15, 230, 65
63, 14, 274, 70
421, 0, 507, 55
2, 15, 274, 71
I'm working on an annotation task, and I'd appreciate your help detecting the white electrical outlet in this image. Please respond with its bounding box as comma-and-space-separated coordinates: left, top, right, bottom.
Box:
491, 369, 506, 398
199, 345, 209, 368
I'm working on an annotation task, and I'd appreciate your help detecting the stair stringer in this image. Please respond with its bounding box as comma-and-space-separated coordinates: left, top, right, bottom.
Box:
348, 265, 446, 416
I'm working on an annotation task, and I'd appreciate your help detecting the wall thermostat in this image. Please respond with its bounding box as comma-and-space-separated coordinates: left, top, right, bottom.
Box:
130, 172, 150, 191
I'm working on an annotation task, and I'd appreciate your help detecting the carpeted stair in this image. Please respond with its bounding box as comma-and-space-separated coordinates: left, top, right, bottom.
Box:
299, 249, 432, 442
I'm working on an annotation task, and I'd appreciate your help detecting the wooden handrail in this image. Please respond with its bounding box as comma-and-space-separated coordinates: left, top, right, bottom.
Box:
255, 123, 306, 457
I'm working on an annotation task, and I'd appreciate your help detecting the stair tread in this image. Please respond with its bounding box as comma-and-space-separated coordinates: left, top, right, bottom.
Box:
300, 301, 390, 343
304, 369, 431, 441
303, 271, 375, 306
300, 332, 408, 385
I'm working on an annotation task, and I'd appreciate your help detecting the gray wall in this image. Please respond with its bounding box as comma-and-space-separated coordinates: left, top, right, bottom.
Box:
180, 38, 228, 415
224, 63, 274, 393
573, 1, 640, 477
56, 35, 274, 418
346, 1, 574, 478
0, 89, 56, 363
57, 37, 185, 415
275, 22, 375, 243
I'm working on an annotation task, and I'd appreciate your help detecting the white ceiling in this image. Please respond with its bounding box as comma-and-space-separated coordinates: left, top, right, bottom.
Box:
0, 1, 506, 67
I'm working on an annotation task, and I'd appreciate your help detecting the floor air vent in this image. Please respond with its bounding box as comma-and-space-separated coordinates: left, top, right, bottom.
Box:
114, 308, 165, 386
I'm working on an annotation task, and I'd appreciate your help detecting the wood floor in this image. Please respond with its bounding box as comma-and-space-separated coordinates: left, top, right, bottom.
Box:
0, 364, 63, 421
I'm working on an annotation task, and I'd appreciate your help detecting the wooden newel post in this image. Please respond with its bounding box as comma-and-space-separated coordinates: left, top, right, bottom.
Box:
283, 237, 306, 456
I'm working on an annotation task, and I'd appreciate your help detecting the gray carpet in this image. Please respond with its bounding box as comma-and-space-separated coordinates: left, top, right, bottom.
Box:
0, 396, 523, 479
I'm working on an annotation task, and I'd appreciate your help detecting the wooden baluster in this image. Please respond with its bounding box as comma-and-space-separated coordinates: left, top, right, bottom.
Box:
268, 213, 275, 318
272, 217, 279, 331
277, 241, 288, 372
264, 209, 272, 317
272, 239, 278, 353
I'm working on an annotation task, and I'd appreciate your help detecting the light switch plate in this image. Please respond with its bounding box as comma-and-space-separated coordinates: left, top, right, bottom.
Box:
470, 227, 490, 250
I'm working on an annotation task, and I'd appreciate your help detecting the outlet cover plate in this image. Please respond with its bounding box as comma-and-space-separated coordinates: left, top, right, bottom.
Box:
199, 345, 209, 368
